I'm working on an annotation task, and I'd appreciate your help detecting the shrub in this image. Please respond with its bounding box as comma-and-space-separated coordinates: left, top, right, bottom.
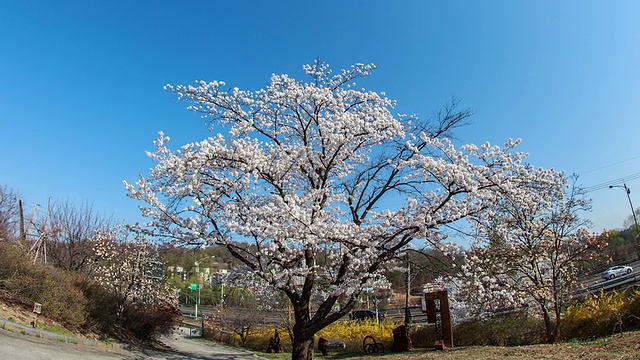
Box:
560, 288, 640, 341
80, 276, 179, 344
79, 279, 119, 335
0, 242, 179, 344
622, 288, 640, 330
0, 243, 88, 330
409, 324, 437, 348
452, 314, 545, 346
205, 321, 283, 351
245, 326, 292, 352
211, 313, 547, 353
26, 268, 88, 329
0, 242, 24, 279
316, 319, 399, 354
118, 302, 179, 343
207, 317, 403, 355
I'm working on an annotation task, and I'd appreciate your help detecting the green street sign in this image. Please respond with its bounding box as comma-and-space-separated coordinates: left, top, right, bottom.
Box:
190, 283, 198, 291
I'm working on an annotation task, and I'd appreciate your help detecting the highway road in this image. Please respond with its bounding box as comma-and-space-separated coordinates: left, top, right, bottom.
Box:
580, 260, 640, 286
573, 260, 640, 295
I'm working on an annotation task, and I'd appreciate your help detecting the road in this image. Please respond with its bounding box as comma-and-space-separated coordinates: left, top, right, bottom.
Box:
0, 326, 264, 360
581, 260, 640, 286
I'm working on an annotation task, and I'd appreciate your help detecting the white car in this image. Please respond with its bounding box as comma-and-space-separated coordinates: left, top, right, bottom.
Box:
601, 265, 633, 280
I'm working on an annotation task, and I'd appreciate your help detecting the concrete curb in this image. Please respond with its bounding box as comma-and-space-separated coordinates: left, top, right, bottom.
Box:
0, 318, 127, 349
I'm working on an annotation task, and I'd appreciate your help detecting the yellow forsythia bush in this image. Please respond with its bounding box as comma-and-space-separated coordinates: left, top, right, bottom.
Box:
559, 289, 635, 341
244, 326, 292, 352
226, 319, 403, 354
316, 319, 400, 353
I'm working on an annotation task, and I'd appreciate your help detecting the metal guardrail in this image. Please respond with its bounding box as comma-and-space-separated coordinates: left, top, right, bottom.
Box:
574, 273, 640, 296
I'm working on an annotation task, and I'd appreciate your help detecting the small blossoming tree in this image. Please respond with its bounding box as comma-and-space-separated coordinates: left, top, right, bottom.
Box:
125, 61, 562, 359
92, 227, 176, 321
457, 176, 605, 343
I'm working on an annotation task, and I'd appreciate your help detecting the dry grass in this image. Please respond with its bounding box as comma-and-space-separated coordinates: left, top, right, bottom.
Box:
0, 299, 35, 326
257, 331, 640, 360
0, 299, 97, 340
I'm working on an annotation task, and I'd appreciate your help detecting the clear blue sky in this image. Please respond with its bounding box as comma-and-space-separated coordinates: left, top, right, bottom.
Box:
2, 1, 640, 233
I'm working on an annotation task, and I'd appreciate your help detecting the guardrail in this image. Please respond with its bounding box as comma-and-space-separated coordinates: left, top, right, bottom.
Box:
574, 273, 640, 297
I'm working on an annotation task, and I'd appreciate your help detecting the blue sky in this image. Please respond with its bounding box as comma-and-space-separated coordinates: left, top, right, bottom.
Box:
1, 1, 640, 233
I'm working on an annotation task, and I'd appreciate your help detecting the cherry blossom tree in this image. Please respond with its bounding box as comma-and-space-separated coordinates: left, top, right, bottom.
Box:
457, 176, 605, 344
125, 60, 561, 359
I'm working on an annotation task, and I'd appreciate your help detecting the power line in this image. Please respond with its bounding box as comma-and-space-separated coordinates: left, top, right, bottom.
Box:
584, 172, 640, 193
579, 155, 640, 175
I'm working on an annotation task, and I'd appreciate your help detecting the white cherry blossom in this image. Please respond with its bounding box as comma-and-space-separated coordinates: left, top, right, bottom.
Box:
125, 60, 561, 359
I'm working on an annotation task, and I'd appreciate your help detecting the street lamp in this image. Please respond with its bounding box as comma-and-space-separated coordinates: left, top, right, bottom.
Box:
609, 183, 640, 258
217, 269, 228, 307
193, 261, 203, 318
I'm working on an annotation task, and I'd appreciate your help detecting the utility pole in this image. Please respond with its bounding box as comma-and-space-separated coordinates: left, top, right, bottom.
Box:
18, 199, 25, 242
404, 252, 411, 327
610, 183, 640, 259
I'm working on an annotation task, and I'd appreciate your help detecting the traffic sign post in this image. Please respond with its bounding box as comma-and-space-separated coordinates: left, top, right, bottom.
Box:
190, 283, 200, 318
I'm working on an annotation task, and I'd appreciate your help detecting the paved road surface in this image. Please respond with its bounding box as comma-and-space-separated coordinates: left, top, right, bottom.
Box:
585, 260, 640, 284
0, 326, 264, 360
159, 332, 264, 360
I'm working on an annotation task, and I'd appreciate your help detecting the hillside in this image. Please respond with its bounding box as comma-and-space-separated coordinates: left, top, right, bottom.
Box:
0, 299, 100, 341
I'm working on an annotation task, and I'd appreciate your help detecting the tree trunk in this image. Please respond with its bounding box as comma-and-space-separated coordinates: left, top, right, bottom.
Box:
541, 305, 557, 344
290, 297, 315, 360
553, 298, 562, 344
291, 333, 314, 360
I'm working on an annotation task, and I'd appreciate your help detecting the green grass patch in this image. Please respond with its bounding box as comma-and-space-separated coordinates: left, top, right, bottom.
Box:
38, 322, 76, 337
252, 351, 291, 360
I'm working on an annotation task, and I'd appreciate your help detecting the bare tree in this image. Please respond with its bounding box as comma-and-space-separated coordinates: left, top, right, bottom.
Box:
0, 185, 20, 242
38, 200, 112, 272
207, 307, 268, 347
